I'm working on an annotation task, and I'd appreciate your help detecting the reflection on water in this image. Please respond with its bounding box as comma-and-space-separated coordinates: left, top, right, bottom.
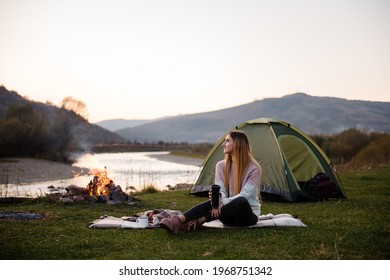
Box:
2, 152, 201, 197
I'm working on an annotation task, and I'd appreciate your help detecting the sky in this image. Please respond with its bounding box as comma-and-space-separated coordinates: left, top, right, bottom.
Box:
0, 0, 389, 123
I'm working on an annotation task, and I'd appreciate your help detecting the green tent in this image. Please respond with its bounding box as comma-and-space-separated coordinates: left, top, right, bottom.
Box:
191, 118, 346, 202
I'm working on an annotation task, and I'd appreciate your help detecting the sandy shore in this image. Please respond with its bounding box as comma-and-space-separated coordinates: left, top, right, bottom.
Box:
0, 155, 203, 185
0, 158, 89, 185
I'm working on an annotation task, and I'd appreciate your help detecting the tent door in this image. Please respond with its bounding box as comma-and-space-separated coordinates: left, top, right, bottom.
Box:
278, 135, 325, 185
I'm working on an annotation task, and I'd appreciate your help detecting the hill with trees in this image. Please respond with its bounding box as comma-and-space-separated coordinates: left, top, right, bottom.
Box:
0, 85, 124, 162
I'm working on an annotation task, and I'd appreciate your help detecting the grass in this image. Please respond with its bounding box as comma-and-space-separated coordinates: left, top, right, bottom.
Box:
0, 167, 389, 260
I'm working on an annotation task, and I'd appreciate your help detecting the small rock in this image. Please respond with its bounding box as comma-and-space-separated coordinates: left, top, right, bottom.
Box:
72, 195, 85, 203
60, 197, 74, 204
111, 190, 126, 202
85, 195, 98, 203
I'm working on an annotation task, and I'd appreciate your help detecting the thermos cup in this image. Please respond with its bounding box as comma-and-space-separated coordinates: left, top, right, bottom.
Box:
211, 184, 220, 208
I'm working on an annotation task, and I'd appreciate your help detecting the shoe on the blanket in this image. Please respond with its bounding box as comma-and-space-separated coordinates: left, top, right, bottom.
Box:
160, 215, 182, 234
186, 219, 201, 231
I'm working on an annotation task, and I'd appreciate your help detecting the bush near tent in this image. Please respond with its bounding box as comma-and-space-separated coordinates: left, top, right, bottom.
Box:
190, 118, 347, 202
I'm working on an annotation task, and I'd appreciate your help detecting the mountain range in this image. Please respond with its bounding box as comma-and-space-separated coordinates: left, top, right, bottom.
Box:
95, 119, 152, 131
1, 84, 389, 145
111, 93, 390, 143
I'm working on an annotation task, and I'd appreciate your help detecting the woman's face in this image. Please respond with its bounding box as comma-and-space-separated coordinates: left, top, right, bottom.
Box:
222, 134, 234, 155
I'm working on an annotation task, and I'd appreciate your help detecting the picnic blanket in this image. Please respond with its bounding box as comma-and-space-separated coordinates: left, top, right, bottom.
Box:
88, 209, 307, 229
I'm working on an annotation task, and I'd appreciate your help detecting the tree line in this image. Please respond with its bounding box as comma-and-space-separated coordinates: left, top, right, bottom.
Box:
309, 128, 389, 168
0, 103, 78, 162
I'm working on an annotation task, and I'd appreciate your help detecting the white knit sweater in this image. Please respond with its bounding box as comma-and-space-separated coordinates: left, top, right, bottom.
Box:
215, 160, 262, 216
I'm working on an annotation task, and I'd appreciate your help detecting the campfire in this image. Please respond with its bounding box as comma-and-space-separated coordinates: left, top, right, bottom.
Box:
87, 168, 114, 196
59, 168, 134, 205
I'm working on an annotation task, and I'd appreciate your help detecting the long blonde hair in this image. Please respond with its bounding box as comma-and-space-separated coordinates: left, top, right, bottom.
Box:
224, 130, 260, 195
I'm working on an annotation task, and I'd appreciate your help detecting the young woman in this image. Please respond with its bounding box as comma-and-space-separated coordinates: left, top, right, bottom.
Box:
160, 130, 262, 234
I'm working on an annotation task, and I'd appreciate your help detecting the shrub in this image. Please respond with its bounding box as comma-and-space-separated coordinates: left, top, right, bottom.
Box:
348, 134, 390, 168
134, 184, 160, 195
310, 128, 386, 166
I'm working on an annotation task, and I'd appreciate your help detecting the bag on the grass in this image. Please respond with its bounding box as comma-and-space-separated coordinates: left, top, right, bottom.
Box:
301, 172, 336, 200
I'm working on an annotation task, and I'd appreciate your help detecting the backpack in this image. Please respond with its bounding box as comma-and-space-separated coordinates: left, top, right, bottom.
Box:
301, 172, 337, 200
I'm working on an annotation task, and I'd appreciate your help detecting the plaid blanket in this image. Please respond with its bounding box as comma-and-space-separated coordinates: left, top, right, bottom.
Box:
88, 210, 307, 229
88, 209, 181, 229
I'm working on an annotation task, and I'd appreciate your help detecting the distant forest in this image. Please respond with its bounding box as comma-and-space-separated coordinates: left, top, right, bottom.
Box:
309, 128, 389, 169
0, 103, 389, 169
0, 103, 81, 162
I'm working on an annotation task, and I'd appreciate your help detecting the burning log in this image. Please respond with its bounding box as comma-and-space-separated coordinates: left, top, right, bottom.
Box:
87, 169, 114, 196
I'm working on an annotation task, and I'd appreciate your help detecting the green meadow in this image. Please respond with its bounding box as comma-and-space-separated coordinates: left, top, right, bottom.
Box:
0, 167, 389, 260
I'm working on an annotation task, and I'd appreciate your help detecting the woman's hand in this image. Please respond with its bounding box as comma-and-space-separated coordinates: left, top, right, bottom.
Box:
211, 202, 223, 218
209, 190, 222, 218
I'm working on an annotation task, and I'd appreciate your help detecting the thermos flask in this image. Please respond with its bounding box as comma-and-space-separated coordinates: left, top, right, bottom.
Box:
211, 184, 220, 208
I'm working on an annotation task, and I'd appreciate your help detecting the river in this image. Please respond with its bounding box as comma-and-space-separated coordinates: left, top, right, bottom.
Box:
3, 152, 202, 197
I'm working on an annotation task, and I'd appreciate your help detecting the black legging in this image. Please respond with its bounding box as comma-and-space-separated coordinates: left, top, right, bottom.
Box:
183, 196, 258, 227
